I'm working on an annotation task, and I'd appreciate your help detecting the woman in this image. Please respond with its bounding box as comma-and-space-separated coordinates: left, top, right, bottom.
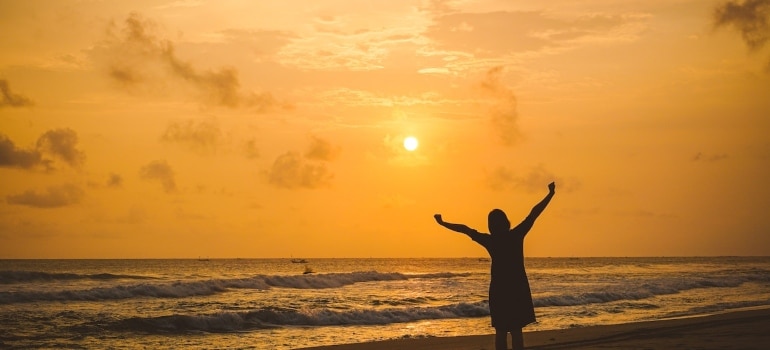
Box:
434, 182, 555, 350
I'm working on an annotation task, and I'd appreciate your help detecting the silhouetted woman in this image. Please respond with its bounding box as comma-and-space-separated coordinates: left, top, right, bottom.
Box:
434, 182, 555, 350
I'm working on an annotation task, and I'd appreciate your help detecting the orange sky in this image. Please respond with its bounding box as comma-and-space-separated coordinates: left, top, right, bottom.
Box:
1, 0, 769, 258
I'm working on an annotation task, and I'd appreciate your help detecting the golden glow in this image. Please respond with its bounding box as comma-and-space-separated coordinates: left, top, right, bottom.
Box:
0, 1, 768, 258
403, 136, 419, 151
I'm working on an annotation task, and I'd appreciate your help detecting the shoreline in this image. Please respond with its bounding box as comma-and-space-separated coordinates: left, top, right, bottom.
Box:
299, 306, 770, 350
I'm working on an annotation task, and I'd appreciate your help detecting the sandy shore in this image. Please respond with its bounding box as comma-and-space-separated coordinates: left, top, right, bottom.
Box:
299, 307, 770, 350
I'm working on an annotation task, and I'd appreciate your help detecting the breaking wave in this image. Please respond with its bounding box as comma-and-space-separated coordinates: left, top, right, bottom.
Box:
110, 301, 490, 334
534, 272, 770, 307
0, 270, 154, 284
0, 271, 467, 304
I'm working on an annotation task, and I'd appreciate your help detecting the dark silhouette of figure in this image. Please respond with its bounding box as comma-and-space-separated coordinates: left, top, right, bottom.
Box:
434, 182, 556, 350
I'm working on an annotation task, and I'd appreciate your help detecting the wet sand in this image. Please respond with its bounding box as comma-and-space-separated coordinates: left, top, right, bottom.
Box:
299, 307, 770, 350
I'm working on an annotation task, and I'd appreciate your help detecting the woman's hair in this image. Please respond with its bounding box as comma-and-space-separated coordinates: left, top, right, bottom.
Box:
488, 209, 510, 235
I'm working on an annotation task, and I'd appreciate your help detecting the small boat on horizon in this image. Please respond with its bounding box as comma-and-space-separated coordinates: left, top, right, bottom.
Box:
291, 258, 308, 263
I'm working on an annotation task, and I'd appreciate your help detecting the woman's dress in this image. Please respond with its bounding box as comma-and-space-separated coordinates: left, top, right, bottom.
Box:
468, 217, 536, 329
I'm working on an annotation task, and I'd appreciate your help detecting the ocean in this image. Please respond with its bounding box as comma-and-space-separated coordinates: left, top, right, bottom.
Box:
1, 257, 769, 349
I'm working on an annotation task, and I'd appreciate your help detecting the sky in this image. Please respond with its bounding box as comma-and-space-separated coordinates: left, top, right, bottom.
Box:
1, 0, 769, 258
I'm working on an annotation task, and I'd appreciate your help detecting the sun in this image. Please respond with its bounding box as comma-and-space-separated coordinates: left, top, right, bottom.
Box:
403, 136, 419, 151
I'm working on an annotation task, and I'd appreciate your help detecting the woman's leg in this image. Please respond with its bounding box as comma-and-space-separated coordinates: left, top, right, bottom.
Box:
511, 328, 524, 349
494, 328, 508, 350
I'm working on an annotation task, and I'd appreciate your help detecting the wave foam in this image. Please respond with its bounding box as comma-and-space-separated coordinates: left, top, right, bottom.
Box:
0, 271, 465, 304
111, 301, 491, 334
534, 272, 770, 307
0, 271, 153, 284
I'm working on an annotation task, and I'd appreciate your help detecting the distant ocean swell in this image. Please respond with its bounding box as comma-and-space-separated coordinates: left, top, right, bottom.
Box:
0, 271, 469, 304
534, 271, 770, 307
2, 269, 767, 308
0, 270, 154, 284
107, 302, 491, 334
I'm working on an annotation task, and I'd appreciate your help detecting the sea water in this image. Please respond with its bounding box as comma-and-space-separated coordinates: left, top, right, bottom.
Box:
1, 257, 769, 349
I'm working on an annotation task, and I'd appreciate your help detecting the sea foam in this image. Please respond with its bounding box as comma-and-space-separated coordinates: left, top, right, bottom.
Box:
0, 270, 153, 284
0, 271, 467, 304
110, 301, 491, 333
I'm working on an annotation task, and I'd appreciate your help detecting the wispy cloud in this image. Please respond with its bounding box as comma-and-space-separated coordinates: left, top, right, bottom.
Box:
275, 7, 426, 71
693, 152, 729, 162
7, 184, 84, 208
219, 29, 296, 59
101, 13, 290, 111
427, 11, 645, 52
317, 88, 452, 108
486, 165, 577, 193
422, 10, 649, 74
479, 66, 520, 146
0, 79, 33, 108
154, 0, 203, 10
140, 160, 177, 193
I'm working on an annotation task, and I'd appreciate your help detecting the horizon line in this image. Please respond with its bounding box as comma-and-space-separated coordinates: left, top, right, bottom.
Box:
1, 255, 768, 260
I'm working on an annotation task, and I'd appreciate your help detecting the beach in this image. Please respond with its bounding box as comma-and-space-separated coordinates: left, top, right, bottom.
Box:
301, 307, 770, 350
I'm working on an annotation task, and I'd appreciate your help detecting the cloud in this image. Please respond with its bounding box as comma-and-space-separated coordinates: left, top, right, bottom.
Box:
420, 11, 649, 74
425, 11, 641, 57
486, 165, 577, 193
154, 0, 204, 10
421, 0, 456, 15
219, 28, 296, 59
274, 5, 425, 71
140, 160, 177, 193
693, 152, 729, 162
714, 0, 770, 51
161, 45, 243, 107
317, 88, 454, 108
102, 13, 289, 111
0, 79, 34, 108
417, 67, 451, 75
109, 66, 141, 85
479, 66, 520, 146
426, 11, 551, 56
0, 134, 44, 169
304, 135, 341, 161
107, 173, 123, 187
0, 129, 84, 171
161, 118, 222, 154
35, 128, 86, 168
242, 139, 260, 159
266, 151, 333, 189
6, 184, 84, 208
266, 136, 339, 189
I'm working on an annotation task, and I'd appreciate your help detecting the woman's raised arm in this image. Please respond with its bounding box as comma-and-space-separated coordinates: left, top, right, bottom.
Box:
434, 214, 478, 236
527, 182, 556, 222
